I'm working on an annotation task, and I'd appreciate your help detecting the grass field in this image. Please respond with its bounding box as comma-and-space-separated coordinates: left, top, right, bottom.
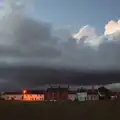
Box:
0, 100, 120, 120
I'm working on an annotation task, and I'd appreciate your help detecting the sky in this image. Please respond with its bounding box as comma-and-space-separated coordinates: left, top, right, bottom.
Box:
33, 0, 120, 34
0, 0, 120, 90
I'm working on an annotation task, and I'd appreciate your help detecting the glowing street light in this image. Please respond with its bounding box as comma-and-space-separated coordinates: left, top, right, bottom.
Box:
23, 90, 27, 94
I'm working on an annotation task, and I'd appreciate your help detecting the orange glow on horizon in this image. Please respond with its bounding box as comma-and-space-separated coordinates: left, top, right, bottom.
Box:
23, 90, 27, 94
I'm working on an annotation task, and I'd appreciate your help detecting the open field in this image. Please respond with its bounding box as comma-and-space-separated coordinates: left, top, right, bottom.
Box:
0, 100, 120, 120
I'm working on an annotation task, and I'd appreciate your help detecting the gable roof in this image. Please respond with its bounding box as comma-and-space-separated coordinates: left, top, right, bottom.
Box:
68, 90, 76, 94
3, 90, 45, 95
77, 88, 87, 92
87, 89, 98, 95
3, 91, 22, 95
25, 90, 44, 94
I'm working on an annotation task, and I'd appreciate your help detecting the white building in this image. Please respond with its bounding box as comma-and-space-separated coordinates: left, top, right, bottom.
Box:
87, 89, 99, 100
76, 88, 87, 101
2, 90, 45, 101
68, 91, 76, 101
2, 92, 23, 100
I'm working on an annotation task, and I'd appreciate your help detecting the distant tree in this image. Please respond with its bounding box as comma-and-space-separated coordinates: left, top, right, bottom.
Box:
98, 86, 112, 99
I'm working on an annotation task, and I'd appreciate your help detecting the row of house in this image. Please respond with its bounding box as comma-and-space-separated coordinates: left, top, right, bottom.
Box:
1, 86, 118, 101
1, 90, 45, 101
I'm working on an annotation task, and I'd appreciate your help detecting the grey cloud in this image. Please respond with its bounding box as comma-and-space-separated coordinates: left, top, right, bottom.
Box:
1, 1, 120, 71
55, 27, 72, 42
0, 1, 120, 89
16, 18, 52, 43
0, 13, 62, 59
1, 13, 120, 72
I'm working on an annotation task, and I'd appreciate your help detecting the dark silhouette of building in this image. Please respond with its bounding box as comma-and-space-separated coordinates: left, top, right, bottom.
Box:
45, 85, 68, 101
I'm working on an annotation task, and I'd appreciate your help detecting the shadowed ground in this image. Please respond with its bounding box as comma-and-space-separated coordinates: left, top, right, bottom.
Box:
0, 100, 120, 120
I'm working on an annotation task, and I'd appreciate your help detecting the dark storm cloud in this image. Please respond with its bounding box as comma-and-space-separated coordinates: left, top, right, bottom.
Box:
1, 17, 120, 89
1, 1, 120, 90
0, 66, 120, 91
1, 14, 120, 89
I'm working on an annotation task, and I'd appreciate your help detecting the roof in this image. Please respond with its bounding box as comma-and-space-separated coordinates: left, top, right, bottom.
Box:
68, 90, 76, 94
112, 92, 120, 96
77, 88, 87, 92
3, 91, 22, 95
25, 90, 44, 94
3, 90, 45, 95
87, 89, 98, 95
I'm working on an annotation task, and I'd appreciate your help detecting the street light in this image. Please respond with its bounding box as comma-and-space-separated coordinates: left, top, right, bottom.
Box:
23, 90, 27, 94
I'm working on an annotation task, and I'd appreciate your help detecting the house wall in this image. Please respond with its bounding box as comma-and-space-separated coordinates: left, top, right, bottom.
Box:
44, 92, 51, 101
111, 96, 117, 100
77, 92, 87, 101
2, 94, 23, 100
87, 95, 99, 100
68, 94, 76, 101
45, 92, 68, 101
23, 94, 44, 101
44, 92, 57, 101
60, 92, 68, 101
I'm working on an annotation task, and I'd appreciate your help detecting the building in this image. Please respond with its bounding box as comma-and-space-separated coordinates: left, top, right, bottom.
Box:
23, 90, 44, 101
87, 89, 99, 100
115, 92, 120, 99
1, 90, 45, 101
110, 92, 120, 100
45, 87, 68, 101
2, 92, 23, 100
76, 88, 87, 101
68, 90, 76, 101
110, 92, 117, 100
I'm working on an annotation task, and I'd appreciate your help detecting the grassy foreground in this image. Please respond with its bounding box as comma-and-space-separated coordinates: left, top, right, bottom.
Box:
0, 100, 120, 120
